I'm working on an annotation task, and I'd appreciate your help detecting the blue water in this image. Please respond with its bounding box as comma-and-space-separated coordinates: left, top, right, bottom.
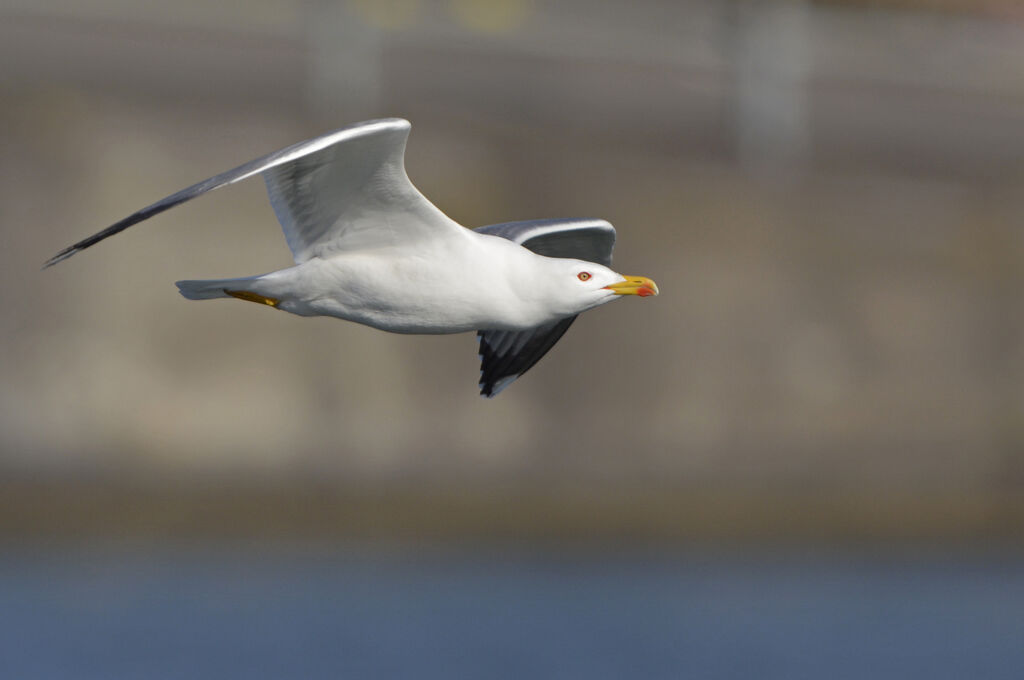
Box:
1, 543, 1022, 679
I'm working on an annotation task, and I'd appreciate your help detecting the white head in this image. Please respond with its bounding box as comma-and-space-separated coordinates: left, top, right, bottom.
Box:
535, 257, 659, 318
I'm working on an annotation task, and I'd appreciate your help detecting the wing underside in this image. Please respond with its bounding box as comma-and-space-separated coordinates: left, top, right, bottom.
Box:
477, 316, 578, 398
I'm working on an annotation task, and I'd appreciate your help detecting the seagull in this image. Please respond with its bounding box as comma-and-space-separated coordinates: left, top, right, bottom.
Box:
45, 118, 658, 396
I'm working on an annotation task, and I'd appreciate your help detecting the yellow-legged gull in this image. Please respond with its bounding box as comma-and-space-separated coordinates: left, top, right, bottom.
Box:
45, 118, 658, 396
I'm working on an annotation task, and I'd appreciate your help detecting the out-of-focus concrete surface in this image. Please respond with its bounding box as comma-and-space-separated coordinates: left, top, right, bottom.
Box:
2, 0, 1023, 541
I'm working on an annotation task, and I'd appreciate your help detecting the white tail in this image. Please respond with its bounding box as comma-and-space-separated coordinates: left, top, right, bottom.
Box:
176, 277, 257, 300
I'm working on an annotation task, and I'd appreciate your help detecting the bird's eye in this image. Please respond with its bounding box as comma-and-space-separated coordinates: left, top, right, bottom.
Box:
577, 272, 591, 281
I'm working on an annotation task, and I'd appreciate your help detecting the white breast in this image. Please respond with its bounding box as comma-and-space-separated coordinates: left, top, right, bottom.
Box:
279, 231, 560, 334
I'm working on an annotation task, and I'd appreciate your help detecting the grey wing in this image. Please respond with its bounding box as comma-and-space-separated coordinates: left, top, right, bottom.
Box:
45, 118, 459, 268
473, 218, 617, 396
474, 217, 616, 267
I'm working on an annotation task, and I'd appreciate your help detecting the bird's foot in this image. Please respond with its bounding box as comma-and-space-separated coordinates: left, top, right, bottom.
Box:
224, 289, 281, 308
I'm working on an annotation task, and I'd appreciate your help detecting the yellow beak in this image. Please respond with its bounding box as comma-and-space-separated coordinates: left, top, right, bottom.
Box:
605, 275, 659, 297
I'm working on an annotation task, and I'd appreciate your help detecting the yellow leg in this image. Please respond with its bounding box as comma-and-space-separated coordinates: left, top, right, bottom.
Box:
224, 289, 281, 308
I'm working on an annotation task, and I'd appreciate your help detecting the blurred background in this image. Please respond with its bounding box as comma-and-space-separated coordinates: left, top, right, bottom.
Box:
2, 0, 1024, 677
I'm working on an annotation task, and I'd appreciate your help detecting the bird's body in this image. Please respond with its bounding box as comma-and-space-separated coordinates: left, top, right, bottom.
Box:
46, 118, 658, 395
179, 230, 595, 334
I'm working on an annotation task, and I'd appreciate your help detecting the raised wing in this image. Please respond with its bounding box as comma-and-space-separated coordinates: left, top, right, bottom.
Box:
262, 119, 461, 261
44, 118, 460, 268
473, 218, 617, 397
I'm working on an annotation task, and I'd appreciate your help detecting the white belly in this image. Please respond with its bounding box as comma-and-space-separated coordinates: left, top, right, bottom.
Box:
264, 239, 553, 334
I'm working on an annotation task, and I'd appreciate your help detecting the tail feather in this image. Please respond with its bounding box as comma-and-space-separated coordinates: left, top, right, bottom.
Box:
176, 276, 258, 300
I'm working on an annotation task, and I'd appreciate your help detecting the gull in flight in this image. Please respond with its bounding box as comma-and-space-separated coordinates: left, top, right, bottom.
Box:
45, 118, 658, 396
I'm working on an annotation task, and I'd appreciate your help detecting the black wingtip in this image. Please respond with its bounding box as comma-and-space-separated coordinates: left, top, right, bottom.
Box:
42, 247, 78, 269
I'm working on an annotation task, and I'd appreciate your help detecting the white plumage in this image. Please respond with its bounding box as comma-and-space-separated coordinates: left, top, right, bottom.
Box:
46, 119, 658, 396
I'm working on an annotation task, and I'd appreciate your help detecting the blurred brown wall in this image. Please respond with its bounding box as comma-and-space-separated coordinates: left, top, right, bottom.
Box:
1, 1, 1022, 538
